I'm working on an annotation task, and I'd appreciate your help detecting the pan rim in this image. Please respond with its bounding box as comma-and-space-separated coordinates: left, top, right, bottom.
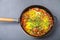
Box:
19, 5, 54, 38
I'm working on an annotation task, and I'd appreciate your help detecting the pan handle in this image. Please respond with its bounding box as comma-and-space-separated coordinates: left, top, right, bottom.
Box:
0, 18, 19, 22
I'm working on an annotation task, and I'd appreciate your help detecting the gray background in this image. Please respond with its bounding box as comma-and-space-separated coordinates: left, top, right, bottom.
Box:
0, 0, 60, 40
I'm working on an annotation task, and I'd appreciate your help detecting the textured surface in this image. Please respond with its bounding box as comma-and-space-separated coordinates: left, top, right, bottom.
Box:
0, 0, 60, 40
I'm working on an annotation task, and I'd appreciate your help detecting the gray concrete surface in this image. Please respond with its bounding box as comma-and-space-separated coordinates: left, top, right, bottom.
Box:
0, 0, 60, 40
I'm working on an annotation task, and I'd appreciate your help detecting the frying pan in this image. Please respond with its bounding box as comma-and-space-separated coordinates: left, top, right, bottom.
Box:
0, 5, 55, 37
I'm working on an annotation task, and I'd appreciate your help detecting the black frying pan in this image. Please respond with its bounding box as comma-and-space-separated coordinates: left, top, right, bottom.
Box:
0, 5, 55, 38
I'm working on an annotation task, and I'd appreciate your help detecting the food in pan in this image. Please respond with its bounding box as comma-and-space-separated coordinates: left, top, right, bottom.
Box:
20, 8, 54, 37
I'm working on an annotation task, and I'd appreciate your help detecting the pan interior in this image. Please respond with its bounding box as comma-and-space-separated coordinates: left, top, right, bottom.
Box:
20, 6, 54, 37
